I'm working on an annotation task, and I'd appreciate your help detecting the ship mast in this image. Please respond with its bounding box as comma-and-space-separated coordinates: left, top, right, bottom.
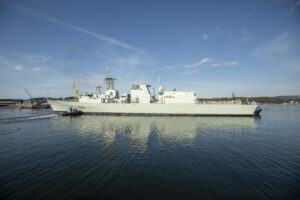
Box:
104, 66, 116, 90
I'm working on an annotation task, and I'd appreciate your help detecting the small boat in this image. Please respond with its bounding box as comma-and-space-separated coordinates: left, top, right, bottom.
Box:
61, 108, 83, 116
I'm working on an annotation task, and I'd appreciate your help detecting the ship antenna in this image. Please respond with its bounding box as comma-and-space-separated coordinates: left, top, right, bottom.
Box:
106, 65, 109, 77
157, 74, 160, 97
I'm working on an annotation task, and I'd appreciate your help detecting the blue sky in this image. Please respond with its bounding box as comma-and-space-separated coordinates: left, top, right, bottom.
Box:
0, 0, 299, 98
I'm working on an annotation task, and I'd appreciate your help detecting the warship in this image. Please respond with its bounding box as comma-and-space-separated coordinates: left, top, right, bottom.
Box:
48, 73, 262, 116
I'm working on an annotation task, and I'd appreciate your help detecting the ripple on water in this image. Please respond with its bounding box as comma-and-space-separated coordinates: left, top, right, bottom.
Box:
0, 105, 300, 199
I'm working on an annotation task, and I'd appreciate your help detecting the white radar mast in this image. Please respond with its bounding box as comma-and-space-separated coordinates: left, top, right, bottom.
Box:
104, 66, 116, 90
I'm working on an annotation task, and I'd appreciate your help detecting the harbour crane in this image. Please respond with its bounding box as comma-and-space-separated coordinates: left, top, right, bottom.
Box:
24, 89, 36, 104
73, 80, 79, 99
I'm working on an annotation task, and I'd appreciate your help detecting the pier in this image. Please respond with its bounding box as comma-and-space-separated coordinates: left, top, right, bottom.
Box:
0, 98, 51, 109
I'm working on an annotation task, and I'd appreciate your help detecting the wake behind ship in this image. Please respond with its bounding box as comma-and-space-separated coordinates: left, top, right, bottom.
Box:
48, 73, 262, 116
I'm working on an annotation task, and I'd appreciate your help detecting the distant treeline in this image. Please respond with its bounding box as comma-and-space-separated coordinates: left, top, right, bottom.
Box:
197, 97, 300, 104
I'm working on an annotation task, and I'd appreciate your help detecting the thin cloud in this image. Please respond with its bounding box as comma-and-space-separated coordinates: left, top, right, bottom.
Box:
25, 54, 50, 63
210, 63, 222, 67
292, 0, 300, 9
184, 58, 211, 68
203, 34, 208, 40
2, 1, 142, 53
14, 65, 22, 70
225, 61, 239, 66
237, 35, 254, 43
0, 57, 8, 66
253, 32, 292, 57
184, 59, 239, 69
237, 28, 254, 43
183, 59, 237, 74
283, 0, 300, 16
179, 70, 199, 75
0, 51, 51, 73
289, 0, 300, 15
163, 65, 174, 70
33, 67, 41, 71
242, 28, 248, 36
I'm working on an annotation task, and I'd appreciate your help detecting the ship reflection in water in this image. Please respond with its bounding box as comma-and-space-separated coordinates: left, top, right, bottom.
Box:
1, 106, 299, 199
53, 116, 258, 152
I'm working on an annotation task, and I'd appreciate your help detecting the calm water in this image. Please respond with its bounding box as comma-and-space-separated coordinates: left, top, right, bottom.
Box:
0, 105, 299, 199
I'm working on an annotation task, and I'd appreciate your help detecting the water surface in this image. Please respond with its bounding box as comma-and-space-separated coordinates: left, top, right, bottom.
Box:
0, 105, 299, 199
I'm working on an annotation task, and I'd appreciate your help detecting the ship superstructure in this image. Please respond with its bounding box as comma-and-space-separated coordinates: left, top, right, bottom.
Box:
48, 72, 261, 116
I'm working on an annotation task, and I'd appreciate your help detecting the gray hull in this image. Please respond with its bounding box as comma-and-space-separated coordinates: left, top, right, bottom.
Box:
48, 100, 261, 116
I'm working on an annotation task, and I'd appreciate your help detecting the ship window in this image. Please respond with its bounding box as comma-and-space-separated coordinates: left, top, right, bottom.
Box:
131, 84, 140, 90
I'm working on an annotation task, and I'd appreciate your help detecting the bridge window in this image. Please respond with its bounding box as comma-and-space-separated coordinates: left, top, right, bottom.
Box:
131, 84, 140, 90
